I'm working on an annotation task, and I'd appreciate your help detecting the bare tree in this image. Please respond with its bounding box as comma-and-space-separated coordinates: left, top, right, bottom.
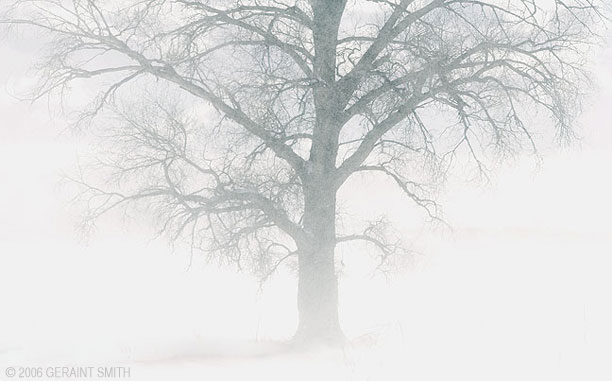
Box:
2, 0, 608, 344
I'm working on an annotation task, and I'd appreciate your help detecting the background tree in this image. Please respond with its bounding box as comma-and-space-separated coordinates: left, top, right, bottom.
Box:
2, 0, 608, 344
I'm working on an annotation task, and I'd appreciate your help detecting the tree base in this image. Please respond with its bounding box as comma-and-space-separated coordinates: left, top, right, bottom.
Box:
290, 327, 346, 350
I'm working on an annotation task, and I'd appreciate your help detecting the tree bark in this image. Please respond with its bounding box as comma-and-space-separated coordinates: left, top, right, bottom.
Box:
291, 0, 347, 346
294, 244, 342, 344
293, 185, 344, 345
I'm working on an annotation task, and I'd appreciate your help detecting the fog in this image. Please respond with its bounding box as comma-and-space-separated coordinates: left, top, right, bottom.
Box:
1, 7, 612, 381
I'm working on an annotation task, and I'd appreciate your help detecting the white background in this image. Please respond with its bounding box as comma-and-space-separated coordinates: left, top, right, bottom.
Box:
1, 19, 611, 381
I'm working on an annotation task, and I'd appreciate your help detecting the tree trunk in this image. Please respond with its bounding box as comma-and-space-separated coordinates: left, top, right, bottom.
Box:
292, 0, 347, 346
293, 185, 344, 345
294, 241, 342, 344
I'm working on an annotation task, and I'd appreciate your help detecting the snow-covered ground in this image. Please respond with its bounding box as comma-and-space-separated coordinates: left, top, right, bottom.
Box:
1, 216, 611, 380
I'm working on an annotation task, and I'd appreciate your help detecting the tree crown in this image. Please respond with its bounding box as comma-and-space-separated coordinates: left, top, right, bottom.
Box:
2, 0, 608, 277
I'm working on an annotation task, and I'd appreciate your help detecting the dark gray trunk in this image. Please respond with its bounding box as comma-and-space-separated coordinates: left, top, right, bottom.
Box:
291, 0, 348, 346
